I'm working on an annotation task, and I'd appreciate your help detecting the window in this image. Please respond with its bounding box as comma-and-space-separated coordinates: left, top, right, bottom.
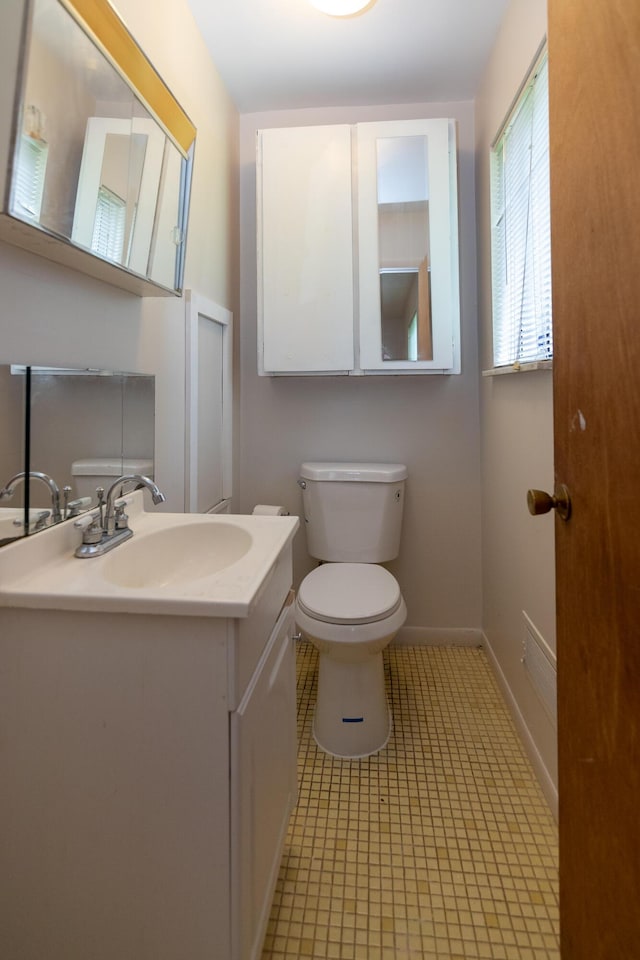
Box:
490, 49, 552, 368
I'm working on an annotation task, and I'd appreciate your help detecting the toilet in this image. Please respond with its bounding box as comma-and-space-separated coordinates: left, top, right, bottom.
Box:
71, 457, 154, 504
295, 461, 408, 758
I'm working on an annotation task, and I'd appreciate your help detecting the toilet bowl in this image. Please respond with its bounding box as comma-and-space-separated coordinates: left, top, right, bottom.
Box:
296, 562, 407, 758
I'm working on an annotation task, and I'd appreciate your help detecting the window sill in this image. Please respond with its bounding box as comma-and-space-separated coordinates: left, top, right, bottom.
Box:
482, 360, 552, 377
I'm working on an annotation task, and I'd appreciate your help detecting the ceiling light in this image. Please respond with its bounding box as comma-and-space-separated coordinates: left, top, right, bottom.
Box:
308, 0, 377, 16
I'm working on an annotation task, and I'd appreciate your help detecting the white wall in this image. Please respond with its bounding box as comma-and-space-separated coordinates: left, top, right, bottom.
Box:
0, 0, 239, 512
239, 102, 483, 637
475, 0, 557, 810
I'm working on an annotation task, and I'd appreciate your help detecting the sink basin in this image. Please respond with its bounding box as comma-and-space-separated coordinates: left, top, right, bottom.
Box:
101, 521, 253, 588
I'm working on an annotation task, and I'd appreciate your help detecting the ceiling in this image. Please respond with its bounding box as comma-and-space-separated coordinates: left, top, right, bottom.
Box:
186, 0, 511, 114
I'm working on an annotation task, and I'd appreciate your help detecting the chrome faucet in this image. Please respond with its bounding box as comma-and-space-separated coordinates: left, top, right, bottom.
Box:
0, 470, 62, 523
75, 474, 166, 558
104, 474, 166, 535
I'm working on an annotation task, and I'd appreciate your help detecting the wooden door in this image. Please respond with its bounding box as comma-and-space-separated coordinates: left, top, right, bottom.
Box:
548, 1, 640, 955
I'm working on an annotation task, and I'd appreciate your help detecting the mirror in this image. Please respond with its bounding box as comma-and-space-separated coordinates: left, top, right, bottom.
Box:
376, 136, 433, 362
0, 364, 154, 546
0, 367, 28, 546
3, 0, 194, 296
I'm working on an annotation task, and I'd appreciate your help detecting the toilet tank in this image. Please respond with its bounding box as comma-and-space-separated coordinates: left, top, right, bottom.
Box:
299, 462, 407, 563
71, 458, 154, 502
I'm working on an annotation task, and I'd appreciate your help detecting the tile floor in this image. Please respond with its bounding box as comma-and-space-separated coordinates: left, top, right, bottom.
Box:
262, 642, 559, 960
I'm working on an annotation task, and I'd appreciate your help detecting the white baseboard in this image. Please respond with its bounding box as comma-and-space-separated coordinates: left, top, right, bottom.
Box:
482, 632, 558, 822
393, 626, 482, 647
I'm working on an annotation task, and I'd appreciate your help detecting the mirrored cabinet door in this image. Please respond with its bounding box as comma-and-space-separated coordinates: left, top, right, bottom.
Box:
0, 0, 195, 296
357, 118, 460, 373
0, 366, 28, 545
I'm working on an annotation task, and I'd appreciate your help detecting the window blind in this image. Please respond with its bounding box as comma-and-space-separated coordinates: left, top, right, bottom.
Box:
92, 186, 126, 263
13, 136, 48, 221
491, 51, 552, 367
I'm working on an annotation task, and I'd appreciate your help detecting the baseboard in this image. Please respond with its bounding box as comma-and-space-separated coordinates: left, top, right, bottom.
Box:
482, 632, 558, 822
393, 626, 483, 647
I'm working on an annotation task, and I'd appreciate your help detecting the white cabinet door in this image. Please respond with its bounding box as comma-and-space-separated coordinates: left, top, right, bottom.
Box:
257, 125, 355, 374
230, 599, 297, 960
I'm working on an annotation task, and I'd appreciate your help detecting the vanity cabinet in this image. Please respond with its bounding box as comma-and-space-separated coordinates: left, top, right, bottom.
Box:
232, 597, 297, 960
257, 118, 460, 376
0, 539, 297, 960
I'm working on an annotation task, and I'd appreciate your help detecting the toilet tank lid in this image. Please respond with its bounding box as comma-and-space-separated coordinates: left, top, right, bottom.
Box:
71, 457, 153, 477
300, 461, 407, 483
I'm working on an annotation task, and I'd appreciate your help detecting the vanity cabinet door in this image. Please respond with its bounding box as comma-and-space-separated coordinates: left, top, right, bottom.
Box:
257, 125, 354, 374
230, 597, 297, 960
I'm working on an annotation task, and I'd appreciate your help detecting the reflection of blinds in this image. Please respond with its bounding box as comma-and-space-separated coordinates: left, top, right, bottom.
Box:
13, 135, 48, 220
491, 51, 552, 366
92, 186, 126, 262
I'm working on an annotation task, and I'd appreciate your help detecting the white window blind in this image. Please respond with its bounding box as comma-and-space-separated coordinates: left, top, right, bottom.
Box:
92, 185, 126, 263
491, 51, 552, 367
12, 135, 48, 221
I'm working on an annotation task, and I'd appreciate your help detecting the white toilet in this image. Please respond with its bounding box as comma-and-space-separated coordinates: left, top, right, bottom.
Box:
295, 461, 408, 758
71, 457, 154, 504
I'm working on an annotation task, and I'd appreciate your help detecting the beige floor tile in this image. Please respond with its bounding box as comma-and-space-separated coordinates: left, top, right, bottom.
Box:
262, 642, 559, 959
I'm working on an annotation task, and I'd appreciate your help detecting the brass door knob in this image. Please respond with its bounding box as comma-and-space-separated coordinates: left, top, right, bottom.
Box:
527, 484, 572, 521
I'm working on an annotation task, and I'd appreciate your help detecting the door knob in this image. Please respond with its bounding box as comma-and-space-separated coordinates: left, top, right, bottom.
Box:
527, 484, 572, 521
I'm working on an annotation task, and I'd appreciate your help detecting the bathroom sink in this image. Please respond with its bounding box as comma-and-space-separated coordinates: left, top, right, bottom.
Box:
101, 521, 253, 588
0, 491, 299, 618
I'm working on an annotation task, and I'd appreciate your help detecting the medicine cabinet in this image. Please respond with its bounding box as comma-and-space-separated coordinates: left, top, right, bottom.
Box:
0, 0, 195, 296
257, 119, 460, 376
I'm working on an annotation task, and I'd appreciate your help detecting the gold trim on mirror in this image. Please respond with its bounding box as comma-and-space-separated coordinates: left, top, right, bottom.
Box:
58, 0, 196, 157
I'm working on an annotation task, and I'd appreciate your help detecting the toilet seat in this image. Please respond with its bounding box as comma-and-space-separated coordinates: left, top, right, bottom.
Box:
297, 562, 402, 625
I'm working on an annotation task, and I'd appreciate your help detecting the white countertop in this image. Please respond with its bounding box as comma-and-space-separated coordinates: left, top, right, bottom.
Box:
0, 492, 299, 618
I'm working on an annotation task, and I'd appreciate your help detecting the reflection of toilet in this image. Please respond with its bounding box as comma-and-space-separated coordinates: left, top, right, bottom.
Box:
71, 458, 154, 503
295, 462, 408, 758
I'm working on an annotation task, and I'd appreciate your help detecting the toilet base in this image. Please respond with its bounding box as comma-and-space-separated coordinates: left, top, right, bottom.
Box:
313, 650, 391, 758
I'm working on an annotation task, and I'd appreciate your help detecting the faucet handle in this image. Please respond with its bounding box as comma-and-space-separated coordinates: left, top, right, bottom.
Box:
74, 509, 100, 529
74, 509, 103, 543
114, 501, 129, 531
33, 509, 52, 531
65, 496, 93, 519
12, 509, 51, 531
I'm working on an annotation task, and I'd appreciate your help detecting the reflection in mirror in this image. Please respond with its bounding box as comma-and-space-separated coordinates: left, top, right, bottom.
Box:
149, 138, 185, 289
7, 0, 194, 294
376, 136, 433, 361
0, 365, 154, 546
72, 112, 165, 274
0, 366, 28, 545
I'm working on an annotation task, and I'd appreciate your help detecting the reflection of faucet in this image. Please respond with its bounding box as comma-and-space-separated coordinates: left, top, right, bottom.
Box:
75, 474, 166, 558
0, 471, 62, 523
